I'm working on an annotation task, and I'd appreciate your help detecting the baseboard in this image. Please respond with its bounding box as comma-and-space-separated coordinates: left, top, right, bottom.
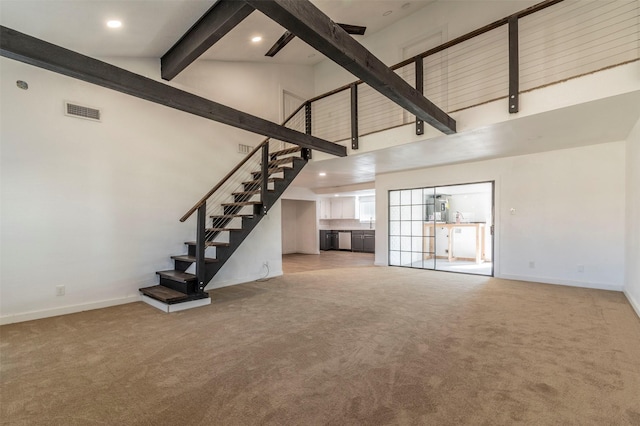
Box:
498, 274, 624, 292
141, 295, 211, 313
0, 295, 141, 325
624, 290, 640, 319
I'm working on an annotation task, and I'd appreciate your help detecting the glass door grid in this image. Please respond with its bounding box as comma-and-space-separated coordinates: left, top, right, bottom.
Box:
388, 187, 437, 269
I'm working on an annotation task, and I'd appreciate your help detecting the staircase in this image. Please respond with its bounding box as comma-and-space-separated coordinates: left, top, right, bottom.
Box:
139, 139, 310, 311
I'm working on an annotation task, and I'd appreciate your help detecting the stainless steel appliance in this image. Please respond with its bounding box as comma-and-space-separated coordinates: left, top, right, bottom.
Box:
426, 194, 450, 222
338, 231, 352, 250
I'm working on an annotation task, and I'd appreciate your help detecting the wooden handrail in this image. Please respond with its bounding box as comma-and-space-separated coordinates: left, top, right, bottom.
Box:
180, 101, 310, 222
180, 139, 268, 222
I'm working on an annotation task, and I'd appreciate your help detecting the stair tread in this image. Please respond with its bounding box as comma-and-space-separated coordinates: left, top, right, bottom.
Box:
171, 255, 218, 263
242, 177, 283, 186
270, 147, 301, 157
185, 241, 230, 247
156, 270, 197, 283
206, 227, 243, 232
221, 201, 262, 207
140, 285, 189, 303
268, 157, 295, 166
252, 167, 288, 177
232, 190, 261, 195
210, 214, 254, 219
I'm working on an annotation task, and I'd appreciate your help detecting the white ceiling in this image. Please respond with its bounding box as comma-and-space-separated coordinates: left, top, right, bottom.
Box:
0, 0, 433, 65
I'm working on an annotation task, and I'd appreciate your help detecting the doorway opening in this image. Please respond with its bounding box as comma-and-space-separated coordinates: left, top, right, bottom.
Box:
388, 181, 494, 276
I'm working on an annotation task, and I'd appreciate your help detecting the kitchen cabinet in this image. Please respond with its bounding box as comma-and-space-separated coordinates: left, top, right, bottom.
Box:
341, 197, 356, 219
320, 230, 338, 251
325, 197, 356, 219
352, 230, 375, 253
319, 199, 331, 219
330, 199, 342, 218
363, 231, 375, 253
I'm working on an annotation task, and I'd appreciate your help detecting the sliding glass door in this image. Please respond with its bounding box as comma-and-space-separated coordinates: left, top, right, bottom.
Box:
389, 182, 494, 276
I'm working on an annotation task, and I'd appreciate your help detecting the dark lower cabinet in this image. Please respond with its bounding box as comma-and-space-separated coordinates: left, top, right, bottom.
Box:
363, 233, 375, 253
322, 230, 374, 252
352, 230, 375, 253
320, 230, 338, 250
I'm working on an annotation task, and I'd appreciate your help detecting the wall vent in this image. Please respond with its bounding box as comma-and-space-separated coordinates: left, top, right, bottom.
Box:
238, 143, 253, 154
64, 102, 101, 122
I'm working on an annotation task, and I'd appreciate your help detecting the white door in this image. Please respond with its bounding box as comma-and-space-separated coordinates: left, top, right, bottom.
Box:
282, 90, 306, 124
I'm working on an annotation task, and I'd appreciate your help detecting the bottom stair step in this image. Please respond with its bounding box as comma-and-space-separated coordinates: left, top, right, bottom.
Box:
140, 285, 188, 303
156, 270, 197, 283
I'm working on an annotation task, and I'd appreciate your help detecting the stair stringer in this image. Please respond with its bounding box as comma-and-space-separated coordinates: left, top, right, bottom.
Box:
202, 157, 307, 285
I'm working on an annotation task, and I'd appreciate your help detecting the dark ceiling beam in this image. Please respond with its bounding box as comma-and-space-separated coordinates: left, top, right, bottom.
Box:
266, 23, 366, 57
0, 26, 346, 157
265, 31, 295, 57
244, 0, 456, 135
161, 0, 255, 81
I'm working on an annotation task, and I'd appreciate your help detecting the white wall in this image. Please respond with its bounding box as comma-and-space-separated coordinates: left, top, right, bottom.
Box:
625, 117, 640, 317
376, 142, 627, 291
209, 202, 284, 287
282, 200, 299, 254
0, 57, 313, 324
281, 200, 318, 255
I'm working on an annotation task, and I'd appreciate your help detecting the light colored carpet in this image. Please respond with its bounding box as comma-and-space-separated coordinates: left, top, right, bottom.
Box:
2, 267, 640, 425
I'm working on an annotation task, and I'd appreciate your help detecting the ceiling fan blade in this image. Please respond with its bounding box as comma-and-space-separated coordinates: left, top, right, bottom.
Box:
337, 23, 367, 36
265, 31, 296, 57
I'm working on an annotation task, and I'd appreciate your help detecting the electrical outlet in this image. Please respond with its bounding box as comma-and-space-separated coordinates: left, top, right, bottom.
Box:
510, 208, 517, 215
529, 261, 535, 269
577, 265, 584, 272
56, 285, 65, 296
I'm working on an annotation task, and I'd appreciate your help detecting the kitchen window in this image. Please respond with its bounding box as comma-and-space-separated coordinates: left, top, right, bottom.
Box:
358, 196, 375, 223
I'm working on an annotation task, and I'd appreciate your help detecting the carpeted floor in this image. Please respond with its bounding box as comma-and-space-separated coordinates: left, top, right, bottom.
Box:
2, 267, 640, 425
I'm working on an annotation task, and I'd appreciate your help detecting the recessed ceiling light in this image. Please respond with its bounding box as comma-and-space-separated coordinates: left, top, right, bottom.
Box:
383, 10, 392, 16
251, 36, 262, 43
106, 20, 122, 29
319, 172, 326, 177
334, 194, 340, 197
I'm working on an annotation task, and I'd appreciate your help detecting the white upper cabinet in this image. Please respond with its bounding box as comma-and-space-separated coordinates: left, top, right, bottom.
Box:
319, 197, 356, 219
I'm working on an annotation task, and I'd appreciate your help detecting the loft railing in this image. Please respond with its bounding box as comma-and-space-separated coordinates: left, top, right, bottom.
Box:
305, 0, 639, 148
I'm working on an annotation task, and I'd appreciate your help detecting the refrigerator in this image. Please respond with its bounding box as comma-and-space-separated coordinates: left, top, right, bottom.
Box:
425, 194, 450, 223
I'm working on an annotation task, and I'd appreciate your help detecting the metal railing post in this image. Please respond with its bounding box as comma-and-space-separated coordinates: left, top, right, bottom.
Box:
261, 143, 269, 214
508, 16, 519, 113
415, 57, 424, 135
350, 83, 358, 150
196, 203, 206, 293
304, 102, 312, 159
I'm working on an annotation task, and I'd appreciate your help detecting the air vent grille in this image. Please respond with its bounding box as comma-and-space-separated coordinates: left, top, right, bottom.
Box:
65, 102, 101, 122
238, 144, 253, 154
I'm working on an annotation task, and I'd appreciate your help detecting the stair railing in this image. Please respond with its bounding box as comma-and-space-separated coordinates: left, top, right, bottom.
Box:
179, 103, 309, 293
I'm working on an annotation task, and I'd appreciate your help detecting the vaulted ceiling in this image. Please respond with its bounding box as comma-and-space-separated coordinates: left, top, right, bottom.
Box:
0, 0, 434, 65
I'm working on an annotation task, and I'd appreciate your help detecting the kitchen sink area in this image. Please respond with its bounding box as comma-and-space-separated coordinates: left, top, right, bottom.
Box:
317, 190, 375, 253
320, 229, 375, 253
